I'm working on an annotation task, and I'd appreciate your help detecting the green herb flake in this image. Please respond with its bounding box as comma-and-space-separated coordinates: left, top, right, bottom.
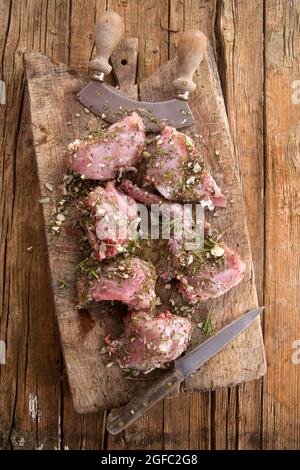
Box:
203, 312, 216, 337
58, 279, 70, 289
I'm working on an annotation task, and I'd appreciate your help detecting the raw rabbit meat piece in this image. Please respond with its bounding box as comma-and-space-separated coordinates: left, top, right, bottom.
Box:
146, 126, 226, 208
77, 256, 157, 311
105, 310, 191, 373
80, 181, 139, 260
169, 232, 246, 303
68, 112, 145, 180
121, 181, 245, 302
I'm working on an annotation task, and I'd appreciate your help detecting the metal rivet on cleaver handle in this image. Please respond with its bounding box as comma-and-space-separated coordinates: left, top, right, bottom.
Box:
89, 11, 123, 82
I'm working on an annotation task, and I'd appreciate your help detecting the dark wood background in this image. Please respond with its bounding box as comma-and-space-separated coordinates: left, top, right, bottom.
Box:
0, 0, 299, 450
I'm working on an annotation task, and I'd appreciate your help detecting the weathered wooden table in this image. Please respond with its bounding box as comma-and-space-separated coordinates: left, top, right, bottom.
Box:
0, 0, 299, 450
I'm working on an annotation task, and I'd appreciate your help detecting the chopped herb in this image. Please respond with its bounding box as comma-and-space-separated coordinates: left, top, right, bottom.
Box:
58, 279, 70, 289
90, 269, 99, 279
203, 312, 216, 337
126, 235, 141, 254
75, 257, 101, 281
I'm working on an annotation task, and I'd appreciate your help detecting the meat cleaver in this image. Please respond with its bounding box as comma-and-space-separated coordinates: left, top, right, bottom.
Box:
106, 307, 264, 434
78, 11, 207, 131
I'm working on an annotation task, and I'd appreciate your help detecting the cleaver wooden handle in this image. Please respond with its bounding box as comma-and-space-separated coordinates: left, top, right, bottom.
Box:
106, 367, 184, 435
89, 11, 123, 81
173, 30, 207, 100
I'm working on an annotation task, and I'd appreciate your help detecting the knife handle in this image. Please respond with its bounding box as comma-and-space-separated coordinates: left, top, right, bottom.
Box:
106, 367, 184, 435
173, 30, 207, 100
89, 11, 123, 81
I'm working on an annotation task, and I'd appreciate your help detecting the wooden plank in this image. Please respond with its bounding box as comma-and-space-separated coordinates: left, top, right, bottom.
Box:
214, 0, 264, 450
169, 0, 216, 57
139, 47, 266, 391
164, 392, 211, 450
107, 402, 164, 450
105, 0, 169, 450
161, 0, 216, 451
24, 3, 265, 442
8, 0, 300, 450
108, 0, 169, 81
23, 46, 258, 424
69, 0, 98, 74
0, 0, 69, 450
62, 377, 106, 450
61, 0, 107, 450
25, 53, 135, 412
263, 0, 300, 449
136, 31, 264, 447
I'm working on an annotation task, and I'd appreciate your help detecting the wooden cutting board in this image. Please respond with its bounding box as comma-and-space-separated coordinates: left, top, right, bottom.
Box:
24, 40, 266, 413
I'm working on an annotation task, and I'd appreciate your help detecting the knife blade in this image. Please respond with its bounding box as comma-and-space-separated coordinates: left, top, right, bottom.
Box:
175, 306, 264, 378
78, 81, 195, 131
106, 307, 264, 435
78, 12, 207, 131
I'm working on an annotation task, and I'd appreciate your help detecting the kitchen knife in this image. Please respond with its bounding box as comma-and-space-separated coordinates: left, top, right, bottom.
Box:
106, 307, 264, 434
78, 11, 207, 131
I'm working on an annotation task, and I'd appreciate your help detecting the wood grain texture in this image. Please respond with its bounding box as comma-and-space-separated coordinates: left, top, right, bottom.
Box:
139, 47, 266, 390
63, 0, 107, 450
25, 53, 137, 412
0, 0, 106, 450
107, 0, 170, 450
24, 39, 265, 413
111, 38, 139, 99
263, 0, 300, 449
0, 0, 68, 450
215, 0, 265, 450
158, 1, 217, 451
1, 0, 300, 450
108, 0, 169, 81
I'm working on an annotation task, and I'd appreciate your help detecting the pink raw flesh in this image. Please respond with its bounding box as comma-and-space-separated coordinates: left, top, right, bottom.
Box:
68, 112, 145, 180
77, 257, 157, 311
171, 242, 246, 303
146, 126, 226, 207
81, 181, 138, 260
105, 310, 191, 373
121, 181, 245, 302
121, 179, 184, 220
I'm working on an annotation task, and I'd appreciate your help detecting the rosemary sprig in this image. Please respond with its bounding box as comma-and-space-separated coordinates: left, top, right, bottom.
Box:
203, 312, 216, 337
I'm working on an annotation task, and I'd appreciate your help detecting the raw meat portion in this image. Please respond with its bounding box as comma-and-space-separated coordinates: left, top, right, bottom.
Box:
170, 235, 246, 303
121, 180, 202, 239
121, 179, 164, 206
121, 182, 245, 302
146, 126, 226, 208
105, 310, 191, 373
68, 112, 145, 180
121, 179, 184, 221
77, 256, 157, 311
80, 181, 139, 260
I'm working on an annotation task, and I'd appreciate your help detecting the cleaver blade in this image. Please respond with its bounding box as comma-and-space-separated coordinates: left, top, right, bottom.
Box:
78, 80, 195, 132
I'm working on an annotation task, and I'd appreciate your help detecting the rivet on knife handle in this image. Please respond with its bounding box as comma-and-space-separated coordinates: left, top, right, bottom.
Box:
173, 30, 207, 100
89, 11, 123, 82
106, 367, 184, 435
